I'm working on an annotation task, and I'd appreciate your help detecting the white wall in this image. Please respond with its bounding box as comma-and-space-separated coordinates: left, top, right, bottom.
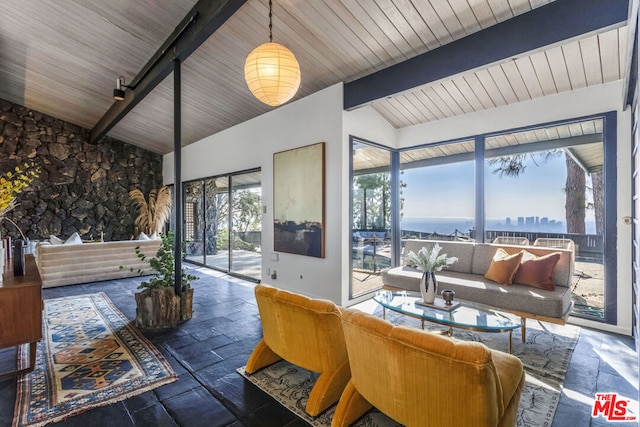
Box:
396, 81, 633, 335
164, 83, 346, 303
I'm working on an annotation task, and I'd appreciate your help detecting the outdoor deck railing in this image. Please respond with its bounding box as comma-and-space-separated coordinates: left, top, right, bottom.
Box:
352, 228, 604, 267
483, 230, 603, 261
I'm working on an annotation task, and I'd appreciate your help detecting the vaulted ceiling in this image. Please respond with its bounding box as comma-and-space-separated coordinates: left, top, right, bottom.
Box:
0, 0, 630, 155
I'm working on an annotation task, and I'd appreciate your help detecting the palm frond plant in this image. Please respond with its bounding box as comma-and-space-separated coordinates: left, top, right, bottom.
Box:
129, 186, 172, 235
406, 243, 458, 272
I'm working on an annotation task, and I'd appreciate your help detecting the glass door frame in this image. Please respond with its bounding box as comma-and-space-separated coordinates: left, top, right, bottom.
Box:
181, 167, 262, 283
349, 136, 398, 299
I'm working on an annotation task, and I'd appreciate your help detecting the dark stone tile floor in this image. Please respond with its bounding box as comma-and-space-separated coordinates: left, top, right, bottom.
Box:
0, 265, 637, 426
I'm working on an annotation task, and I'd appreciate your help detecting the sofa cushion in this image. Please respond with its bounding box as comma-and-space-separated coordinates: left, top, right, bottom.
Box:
513, 250, 561, 291
484, 249, 523, 285
435, 271, 573, 319
382, 268, 573, 319
137, 232, 151, 240
471, 243, 572, 288
382, 266, 423, 291
403, 240, 474, 274
64, 232, 83, 245
49, 235, 64, 245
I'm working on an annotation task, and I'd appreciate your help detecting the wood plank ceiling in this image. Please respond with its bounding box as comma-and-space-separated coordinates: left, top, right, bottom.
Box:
354, 118, 604, 173
0, 0, 628, 155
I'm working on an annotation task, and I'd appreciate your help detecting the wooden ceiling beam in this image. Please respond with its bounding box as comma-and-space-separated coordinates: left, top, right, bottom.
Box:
344, 0, 629, 110
90, 0, 247, 144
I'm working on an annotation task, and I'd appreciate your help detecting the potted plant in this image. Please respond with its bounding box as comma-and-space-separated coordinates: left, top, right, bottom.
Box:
129, 231, 198, 330
405, 243, 458, 304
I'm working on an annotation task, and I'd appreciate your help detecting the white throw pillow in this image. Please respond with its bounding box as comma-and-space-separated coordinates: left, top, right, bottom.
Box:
64, 232, 83, 245
50, 235, 64, 245
137, 232, 150, 241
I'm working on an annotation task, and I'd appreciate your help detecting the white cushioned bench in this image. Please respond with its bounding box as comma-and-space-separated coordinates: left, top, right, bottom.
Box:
35, 239, 161, 288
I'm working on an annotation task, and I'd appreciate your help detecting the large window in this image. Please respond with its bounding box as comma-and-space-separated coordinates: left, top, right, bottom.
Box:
484, 120, 605, 319
350, 113, 615, 323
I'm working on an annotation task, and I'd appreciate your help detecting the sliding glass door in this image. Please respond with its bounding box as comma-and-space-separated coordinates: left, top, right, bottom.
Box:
183, 169, 261, 282
230, 171, 262, 278
351, 140, 392, 297
204, 176, 229, 272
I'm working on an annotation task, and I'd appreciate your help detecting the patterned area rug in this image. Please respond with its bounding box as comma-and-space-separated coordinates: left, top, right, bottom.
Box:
13, 293, 176, 427
238, 309, 580, 427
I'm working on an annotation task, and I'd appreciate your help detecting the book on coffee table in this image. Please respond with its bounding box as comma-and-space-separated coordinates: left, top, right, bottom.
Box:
415, 297, 461, 312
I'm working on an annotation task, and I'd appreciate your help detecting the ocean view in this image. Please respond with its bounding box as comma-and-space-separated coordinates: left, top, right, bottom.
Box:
401, 218, 598, 235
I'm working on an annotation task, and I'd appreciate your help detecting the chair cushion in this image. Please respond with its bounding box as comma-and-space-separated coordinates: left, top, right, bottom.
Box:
435, 271, 573, 319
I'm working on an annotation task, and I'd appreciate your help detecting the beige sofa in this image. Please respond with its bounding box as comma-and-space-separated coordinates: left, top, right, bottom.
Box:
36, 239, 161, 288
382, 240, 574, 338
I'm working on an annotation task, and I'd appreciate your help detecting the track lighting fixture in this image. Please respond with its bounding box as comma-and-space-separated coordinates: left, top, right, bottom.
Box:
113, 76, 132, 101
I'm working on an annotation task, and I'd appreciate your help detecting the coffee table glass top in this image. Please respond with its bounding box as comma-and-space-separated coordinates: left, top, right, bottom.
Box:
373, 290, 521, 333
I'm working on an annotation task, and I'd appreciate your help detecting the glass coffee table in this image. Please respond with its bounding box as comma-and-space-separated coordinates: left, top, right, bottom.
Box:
373, 290, 522, 353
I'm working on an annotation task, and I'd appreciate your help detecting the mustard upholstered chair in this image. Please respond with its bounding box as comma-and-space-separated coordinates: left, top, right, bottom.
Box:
246, 284, 351, 416
332, 308, 525, 427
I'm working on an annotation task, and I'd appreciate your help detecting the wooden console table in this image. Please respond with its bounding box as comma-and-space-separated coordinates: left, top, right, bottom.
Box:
0, 254, 42, 378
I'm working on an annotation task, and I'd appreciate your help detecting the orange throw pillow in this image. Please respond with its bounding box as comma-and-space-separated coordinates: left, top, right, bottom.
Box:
484, 248, 523, 285
513, 250, 561, 291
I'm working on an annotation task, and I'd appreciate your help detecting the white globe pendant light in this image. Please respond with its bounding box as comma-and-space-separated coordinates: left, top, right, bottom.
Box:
244, 0, 301, 106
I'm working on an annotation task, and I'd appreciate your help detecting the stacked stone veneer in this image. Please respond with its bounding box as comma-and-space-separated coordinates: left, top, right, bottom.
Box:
0, 98, 163, 242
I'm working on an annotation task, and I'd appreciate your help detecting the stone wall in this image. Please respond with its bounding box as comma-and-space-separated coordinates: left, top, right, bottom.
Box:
0, 98, 163, 242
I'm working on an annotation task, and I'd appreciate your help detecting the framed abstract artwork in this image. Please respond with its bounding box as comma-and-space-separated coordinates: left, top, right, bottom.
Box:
273, 142, 325, 258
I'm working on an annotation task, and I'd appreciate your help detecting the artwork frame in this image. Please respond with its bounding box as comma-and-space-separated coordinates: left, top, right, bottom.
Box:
273, 142, 325, 258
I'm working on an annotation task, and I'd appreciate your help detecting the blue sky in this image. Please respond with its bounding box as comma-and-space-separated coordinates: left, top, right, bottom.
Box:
400, 153, 589, 222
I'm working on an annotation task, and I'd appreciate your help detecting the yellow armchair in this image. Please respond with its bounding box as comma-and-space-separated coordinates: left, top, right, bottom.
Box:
246, 284, 351, 416
332, 308, 525, 427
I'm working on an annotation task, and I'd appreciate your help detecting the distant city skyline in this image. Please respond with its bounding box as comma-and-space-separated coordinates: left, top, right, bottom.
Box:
401, 216, 597, 235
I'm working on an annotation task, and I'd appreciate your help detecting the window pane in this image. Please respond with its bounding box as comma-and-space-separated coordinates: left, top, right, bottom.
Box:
205, 177, 229, 271
484, 119, 605, 319
400, 140, 475, 243
351, 141, 391, 297
230, 171, 262, 280
184, 181, 204, 263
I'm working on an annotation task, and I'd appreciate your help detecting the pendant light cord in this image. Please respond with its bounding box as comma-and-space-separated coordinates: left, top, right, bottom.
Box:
268, 0, 273, 42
